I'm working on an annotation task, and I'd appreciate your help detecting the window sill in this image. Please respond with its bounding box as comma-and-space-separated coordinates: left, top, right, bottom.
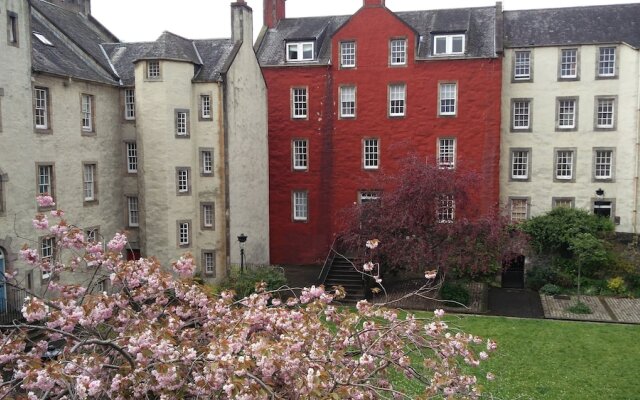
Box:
438, 114, 457, 119
81, 131, 96, 137
595, 75, 618, 80
594, 127, 616, 132
35, 128, 53, 135
83, 199, 99, 207
175, 134, 191, 139
555, 127, 578, 132
557, 77, 580, 82
200, 172, 214, 177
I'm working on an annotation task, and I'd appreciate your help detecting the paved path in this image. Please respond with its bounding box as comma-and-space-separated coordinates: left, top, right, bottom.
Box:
487, 288, 544, 318
541, 294, 640, 324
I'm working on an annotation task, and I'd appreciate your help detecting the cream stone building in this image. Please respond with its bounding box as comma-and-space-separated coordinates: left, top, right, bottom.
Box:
501, 4, 640, 234
0, 0, 268, 312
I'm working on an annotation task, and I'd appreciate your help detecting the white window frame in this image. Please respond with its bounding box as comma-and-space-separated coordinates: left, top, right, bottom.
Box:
292, 139, 308, 171
437, 195, 455, 223
433, 34, 465, 56
511, 150, 529, 180
81, 94, 93, 132
177, 168, 189, 194
178, 222, 190, 246
594, 149, 614, 180
83, 163, 96, 201
514, 50, 531, 80
292, 87, 308, 119
555, 150, 575, 181
557, 98, 577, 129
127, 196, 139, 227
40, 236, 54, 280
176, 111, 188, 136
34, 87, 48, 129
340, 41, 356, 68
598, 47, 616, 77
203, 204, 214, 228
596, 97, 615, 129
560, 48, 578, 79
124, 89, 135, 120
293, 191, 308, 221
202, 150, 213, 175
340, 86, 356, 118
358, 191, 380, 204
512, 99, 531, 130
37, 165, 53, 197
438, 138, 456, 169
201, 95, 211, 119
389, 84, 405, 117
147, 61, 160, 79
439, 83, 457, 116
85, 227, 98, 243
510, 198, 529, 223
363, 138, 379, 170
126, 142, 137, 173
286, 42, 314, 62
390, 39, 407, 65
203, 251, 215, 275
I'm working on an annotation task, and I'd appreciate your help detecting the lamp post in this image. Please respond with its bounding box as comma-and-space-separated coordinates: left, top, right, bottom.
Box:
237, 234, 247, 274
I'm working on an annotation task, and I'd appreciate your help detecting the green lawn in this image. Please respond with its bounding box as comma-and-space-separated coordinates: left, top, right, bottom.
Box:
400, 315, 640, 399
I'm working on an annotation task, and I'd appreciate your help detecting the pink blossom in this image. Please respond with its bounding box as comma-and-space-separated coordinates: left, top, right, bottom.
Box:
36, 195, 55, 208
50, 223, 69, 236
107, 232, 128, 252
50, 209, 65, 217
32, 214, 49, 230
434, 309, 445, 318
424, 270, 437, 280
365, 239, 380, 249
363, 262, 375, 272
172, 254, 195, 277
486, 372, 495, 381
19, 247, 39, 266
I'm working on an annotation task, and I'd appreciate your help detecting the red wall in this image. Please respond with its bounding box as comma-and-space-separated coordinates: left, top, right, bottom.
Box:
264, 6, 502, 265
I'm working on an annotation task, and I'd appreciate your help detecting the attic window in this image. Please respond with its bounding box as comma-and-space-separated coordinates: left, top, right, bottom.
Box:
433, 34, 465, 56
33, 32, 54, 46
286, 42, 314, 62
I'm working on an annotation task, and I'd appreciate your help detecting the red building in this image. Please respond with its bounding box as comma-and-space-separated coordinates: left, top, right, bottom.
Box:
257, 0, 503, 265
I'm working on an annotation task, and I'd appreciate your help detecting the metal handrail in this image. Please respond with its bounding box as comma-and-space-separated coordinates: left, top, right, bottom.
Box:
0, 286, 27, 325
317, 238, 339, 284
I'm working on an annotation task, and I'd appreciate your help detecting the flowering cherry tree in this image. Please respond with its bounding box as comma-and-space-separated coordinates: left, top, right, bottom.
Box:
0, 196, 496, 399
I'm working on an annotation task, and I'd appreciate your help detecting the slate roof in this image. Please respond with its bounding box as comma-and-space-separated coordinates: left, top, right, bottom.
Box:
504, 4, 640, 48
256, 6, 498, 66
30, 0, 237, 85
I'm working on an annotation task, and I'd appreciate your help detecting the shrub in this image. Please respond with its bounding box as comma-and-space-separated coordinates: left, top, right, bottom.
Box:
540, 283, 561, 295
440, 281, 470, 307
607, 277, 627, 295
567, 301, 592, 314
220, 265, 288, 299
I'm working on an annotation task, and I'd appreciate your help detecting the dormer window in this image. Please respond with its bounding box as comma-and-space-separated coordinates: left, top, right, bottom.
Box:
286, 42, 314, 62
433, 34, 465, 56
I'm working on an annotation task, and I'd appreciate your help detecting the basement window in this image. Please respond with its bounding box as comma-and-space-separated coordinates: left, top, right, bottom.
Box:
33, 32, 54, 46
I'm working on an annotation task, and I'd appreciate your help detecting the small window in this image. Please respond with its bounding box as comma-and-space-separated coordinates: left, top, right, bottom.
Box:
126, 142, 138, 173
200, 149, 213, 176
124, 89, 135, 120
175, 110, 190, 137
85, 227, 99, 243
340, 41, 356, 68
595, 97, 616, 130
358, 191, 380, 204
363, 138, 379, 170
292, 191, 308, 221
439, 83, 457, 116
292, 139, 308, 171
559, 49, 578, 79
510, 149, 530, 180
83, 163, 97, 202
34, 87, 49, 130
200, 95, 211, 119
438, 138, 456, 169
0, 175, 5, 215
291, 87, 308, 119
33, 32, 53, 46
127, 196, 139, 227
37, 164, 55, 203
81, 94, 94, 133
176, 167, 191, 195
202, 203, 214, 229
8, 13, 18, 46
390, 39, 407, 65
437, 195, 455, 223
555, 149, 575, 181
594, 149, 614, 181
340, 86, 356, 118
557, 98, 578, 130
389, 84, 405, 117
553, 198, 574, 209
433, 34, 465, 56
286, 42, 314, 62
510, 198, 529, 223
513, 51, 531, 80
598, 47, 616, 78
512, 99, 531, 131
40, 237, 55, 280
178, 221, 191, 247
203, 251, 216, 276
147, 61, 161, 79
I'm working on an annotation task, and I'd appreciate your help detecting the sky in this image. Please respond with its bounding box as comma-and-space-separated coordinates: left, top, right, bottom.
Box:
92, 0, 640, 42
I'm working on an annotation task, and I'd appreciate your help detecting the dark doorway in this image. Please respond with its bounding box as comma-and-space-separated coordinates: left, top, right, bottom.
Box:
127, 249, 141, 261
502, 255, 525, 289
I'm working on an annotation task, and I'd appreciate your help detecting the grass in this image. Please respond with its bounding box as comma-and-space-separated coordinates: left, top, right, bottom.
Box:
396, 314, 640, 399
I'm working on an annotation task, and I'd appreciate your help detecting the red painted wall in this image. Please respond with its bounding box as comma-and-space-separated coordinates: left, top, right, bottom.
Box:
264, 6, 502, 265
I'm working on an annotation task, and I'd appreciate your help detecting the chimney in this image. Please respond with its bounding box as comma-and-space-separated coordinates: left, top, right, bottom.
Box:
363, 0, 385, 7
231, 0, 253, 42
264, 0, 286, 29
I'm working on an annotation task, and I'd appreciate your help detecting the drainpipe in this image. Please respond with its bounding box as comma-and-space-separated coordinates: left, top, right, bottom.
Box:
633, 49, 640, 235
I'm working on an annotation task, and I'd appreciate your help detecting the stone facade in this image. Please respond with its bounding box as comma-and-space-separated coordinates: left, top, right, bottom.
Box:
0, 0, 269, 300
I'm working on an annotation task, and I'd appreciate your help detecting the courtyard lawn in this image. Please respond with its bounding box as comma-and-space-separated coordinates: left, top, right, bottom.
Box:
397, 314, 640, 399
